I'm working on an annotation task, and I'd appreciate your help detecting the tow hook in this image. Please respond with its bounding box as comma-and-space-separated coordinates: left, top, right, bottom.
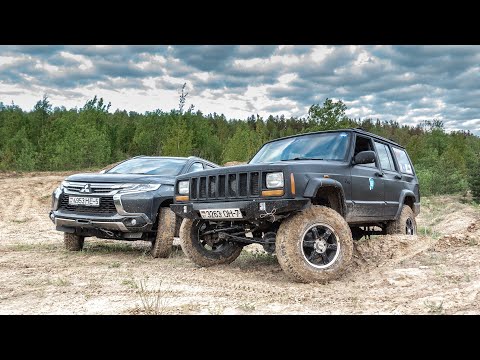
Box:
99, 228, 114, 237
76, 219, 92, 224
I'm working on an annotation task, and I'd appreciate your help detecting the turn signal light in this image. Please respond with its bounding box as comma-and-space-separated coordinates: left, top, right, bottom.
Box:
290, 173, 296, 195
175, 195, 189, 201
261, 189, 284, 197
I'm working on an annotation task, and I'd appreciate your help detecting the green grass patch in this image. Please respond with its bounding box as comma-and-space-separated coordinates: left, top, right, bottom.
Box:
238, 302, 256, 312
82, 242, 140, 254
424, 300, 444, 314
53, 277, 71, 286
237, 249, 277, 265
121, 279, 138, 289
6, 243, 59, 252
11, 218, 31, 223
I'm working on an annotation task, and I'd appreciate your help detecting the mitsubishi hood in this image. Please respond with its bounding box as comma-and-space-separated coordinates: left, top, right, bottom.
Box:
65, 173, 176, 185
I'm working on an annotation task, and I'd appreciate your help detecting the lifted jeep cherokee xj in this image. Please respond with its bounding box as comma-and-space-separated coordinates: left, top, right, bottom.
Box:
170, 129, 420, 283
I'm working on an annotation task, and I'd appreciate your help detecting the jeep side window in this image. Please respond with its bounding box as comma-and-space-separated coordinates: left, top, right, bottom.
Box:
374, 141, 395, 171
188, 162, 204, 173
392, 147, 414, 174
354, 136, 377, 168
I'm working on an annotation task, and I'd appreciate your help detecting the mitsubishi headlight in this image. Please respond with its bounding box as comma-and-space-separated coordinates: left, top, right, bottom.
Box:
54, 186, 63, 197
121, 184, 161, 192
266, 172, 284, 188
178, 180, 190, 195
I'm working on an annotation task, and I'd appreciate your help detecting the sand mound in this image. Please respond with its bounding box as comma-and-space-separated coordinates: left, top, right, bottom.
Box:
352, 235, 439, 269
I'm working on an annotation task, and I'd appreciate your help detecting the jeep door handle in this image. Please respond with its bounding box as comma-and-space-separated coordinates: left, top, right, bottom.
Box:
394, 174, 402, 179
375, 172, 384, 177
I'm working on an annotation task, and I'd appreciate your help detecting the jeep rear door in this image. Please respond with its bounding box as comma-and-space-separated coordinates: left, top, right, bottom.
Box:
349, 135, 385, 220
374, 141, 403, 219
391, 145, 418, 208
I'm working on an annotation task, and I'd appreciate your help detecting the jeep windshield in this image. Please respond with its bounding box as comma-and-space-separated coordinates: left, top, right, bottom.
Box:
249, 132, 351, 164
107, 158, 187, 175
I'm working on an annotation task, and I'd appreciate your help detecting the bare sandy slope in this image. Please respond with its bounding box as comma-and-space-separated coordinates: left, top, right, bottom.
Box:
0, 172, 478, 314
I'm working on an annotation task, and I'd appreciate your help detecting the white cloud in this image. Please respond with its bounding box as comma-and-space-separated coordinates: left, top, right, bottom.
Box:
0, 45, 479, 135
60, 51, 94, 70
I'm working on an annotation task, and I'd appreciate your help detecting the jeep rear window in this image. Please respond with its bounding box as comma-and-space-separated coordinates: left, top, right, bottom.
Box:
392, 147, 414, 175
249, 132, 351, 164
374, 141, 396, 171
107, 158, 187, 175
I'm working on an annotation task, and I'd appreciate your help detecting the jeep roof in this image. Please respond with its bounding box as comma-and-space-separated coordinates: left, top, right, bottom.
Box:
257, 128, 403, 149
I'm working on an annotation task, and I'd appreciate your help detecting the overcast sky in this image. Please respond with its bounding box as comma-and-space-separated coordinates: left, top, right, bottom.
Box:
1, 45, 479, 134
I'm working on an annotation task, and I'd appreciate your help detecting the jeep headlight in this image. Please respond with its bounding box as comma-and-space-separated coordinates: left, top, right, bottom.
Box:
266, 172, 284, 188
178, 180, 190, 195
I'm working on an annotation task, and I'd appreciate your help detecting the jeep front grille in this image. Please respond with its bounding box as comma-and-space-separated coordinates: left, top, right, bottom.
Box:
188, 171, 262, 200
199, 177, 207, 198
218, 175, 226, 197
250, 172, 259, 196
208, 176, 216, 198
239, 173, 248, 197
191, 178, 198, 199
228, 174, 237, 197
58, 194, 117, 214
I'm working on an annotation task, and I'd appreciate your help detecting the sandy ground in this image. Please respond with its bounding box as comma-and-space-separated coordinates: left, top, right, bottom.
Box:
0, 172, 479, 314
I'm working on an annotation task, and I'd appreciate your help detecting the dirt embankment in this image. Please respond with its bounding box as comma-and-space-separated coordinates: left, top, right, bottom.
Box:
0, 172, 478, 314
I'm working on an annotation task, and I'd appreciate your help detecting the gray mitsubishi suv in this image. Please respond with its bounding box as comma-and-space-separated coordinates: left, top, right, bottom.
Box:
49, 156, 219, 257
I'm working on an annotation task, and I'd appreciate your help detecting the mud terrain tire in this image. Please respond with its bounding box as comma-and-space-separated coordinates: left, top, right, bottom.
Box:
180, 219, 243, 267
64, 233, 85, 251
386, 205, 417, 235
151, 207, 176, 258
276, 205, 353, 283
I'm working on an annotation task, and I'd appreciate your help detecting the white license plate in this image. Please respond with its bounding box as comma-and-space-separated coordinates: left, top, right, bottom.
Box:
68, 196, 100, 207
199, 208, 243, 219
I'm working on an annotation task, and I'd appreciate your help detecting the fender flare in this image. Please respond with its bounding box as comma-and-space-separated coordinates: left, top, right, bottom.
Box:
395, 189, 416, 219
303, 178, 347, 217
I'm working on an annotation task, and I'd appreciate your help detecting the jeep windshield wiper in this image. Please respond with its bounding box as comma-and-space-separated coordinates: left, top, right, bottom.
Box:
281, 157, 324, 161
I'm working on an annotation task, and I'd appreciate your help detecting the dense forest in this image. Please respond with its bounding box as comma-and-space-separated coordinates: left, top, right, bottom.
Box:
1, 93, 479, 199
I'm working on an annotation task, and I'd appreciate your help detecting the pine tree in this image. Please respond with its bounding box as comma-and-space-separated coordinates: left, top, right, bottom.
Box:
469, 155, 480, 202
161, 117, 193, 157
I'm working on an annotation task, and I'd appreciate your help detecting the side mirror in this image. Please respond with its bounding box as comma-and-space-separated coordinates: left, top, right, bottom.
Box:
99, 169, 106, 174
353, 150, 376, 165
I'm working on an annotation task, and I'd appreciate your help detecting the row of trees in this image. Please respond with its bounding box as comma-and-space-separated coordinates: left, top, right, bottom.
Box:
1, 93, 479, 199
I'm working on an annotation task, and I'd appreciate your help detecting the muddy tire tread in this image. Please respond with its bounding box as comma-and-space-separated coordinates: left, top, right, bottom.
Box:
180, 219, 243, 267
151, 207, 176, 258
64, 233, 84, 251
276, 205, 353, 283
386, 205, 417, 235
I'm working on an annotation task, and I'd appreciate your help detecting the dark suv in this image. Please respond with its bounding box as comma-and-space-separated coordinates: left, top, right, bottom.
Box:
171, 129, 420, 282
50, 156, 219, 257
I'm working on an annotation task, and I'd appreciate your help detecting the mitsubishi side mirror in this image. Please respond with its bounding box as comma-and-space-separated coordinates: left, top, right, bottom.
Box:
353, 151, 376, 165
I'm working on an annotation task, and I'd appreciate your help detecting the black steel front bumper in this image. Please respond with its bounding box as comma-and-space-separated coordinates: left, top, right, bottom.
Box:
171, 199, 310, 221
